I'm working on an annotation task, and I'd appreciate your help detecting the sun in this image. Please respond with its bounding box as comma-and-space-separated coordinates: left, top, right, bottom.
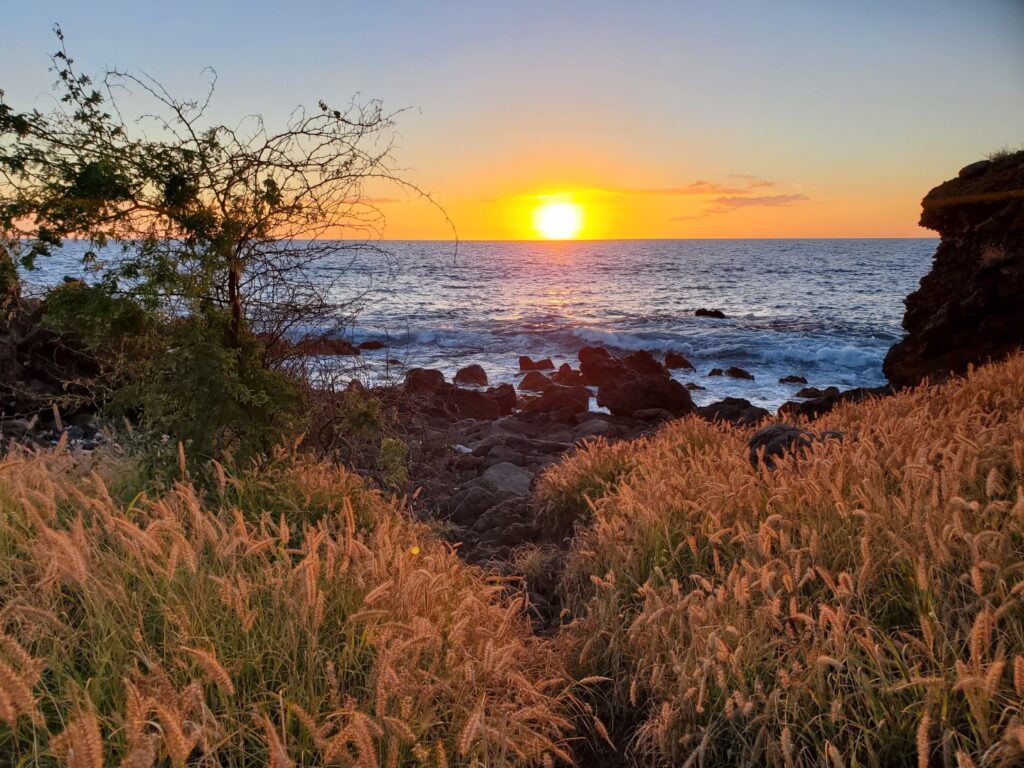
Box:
533, 200, 584, 239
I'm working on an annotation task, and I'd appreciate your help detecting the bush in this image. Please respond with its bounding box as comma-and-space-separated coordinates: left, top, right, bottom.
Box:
0, 446, 576, 766
548, 353, 1024, 767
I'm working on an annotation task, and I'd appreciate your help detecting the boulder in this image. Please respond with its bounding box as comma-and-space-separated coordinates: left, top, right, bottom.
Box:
708, 368, 724, 377
357, 340, 386, 350
795, 385, 839, 399
437, 385, 500, 420
684, 381, 707, 391
623, 350, 666, 376
884, 151, 1024, 387
695, 308, 726, 319
405, 368, 445, 394
749, 423, 844, 469
477, 462, 534, 497
665, 351, 695, 370
698, 397, 769, 427
779, 374, 808, 384
780, 385, 889, 420
726, 366, 754, 380
578, 346, 630, 387
552, 363, 587, 386
522, 384, 591, 423
454, 364, 488, 386
485, 383, 517, 415
449, 486, 495, 526
519, 370, 552, 391
597, 375, 695, 418
519, 355, 555, 371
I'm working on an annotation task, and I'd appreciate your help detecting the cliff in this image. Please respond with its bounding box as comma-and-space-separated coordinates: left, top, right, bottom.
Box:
883, 151, 1024, 388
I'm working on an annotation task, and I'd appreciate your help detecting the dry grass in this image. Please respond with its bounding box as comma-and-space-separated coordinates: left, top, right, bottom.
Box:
0, 447, 576, 766
548, 353, 1024, 766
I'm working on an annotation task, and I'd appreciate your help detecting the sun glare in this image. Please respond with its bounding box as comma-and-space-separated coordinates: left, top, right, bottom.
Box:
533, 201, 584, 240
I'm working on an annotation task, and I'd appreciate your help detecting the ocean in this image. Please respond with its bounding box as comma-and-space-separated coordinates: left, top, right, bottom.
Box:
28, 239, 936, 410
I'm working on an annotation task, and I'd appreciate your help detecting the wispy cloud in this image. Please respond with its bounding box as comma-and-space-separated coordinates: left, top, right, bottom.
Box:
604, 177, 774, 197
671, 193, 809, 221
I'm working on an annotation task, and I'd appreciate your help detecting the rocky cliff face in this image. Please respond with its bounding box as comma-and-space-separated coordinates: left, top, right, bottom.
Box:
884, 151, 1024, 388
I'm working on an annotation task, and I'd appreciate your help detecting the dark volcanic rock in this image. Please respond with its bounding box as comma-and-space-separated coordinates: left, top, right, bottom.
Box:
779, 374, 808, 384
357, 340, 386, 350
623, 350, 666, 376
519, 355, 555, 371
552, 363, 587, 386
780, 385, 890, 420
684, 381, 707, 391
519, 370, 553, 391
708, 368, 724, 377
437, 385, 501, 420
665, 351, 695, 370
597, 375, 695, 418
485, 383, 517, 415
405, 368, 446, 394
695, 308, 726, 319
522, 384, 591, 423
795, 385, 840, 399
698, 397, 769, 427
748, 423, 845, 468
578, 346, 630, 387
454, 364, 488, 386
883, 151, 1024, 388
726, 366, 754, 380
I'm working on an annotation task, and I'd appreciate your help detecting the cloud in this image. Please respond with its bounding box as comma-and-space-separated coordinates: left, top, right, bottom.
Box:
671, 193, 809, 221
605, 177, 775, 197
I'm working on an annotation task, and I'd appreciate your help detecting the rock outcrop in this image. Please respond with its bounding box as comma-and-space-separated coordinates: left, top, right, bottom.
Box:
884, 152, 1024, 387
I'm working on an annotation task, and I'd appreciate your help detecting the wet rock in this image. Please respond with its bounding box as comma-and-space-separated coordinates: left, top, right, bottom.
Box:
519, 355, 555, 371
454, 364, 488, 386
708, 368, 724, 377
665, 351, 695, 370
684, 381, 707, 391
749, 423, 845, 468
405, 368, 445, 394
597, 375, 695, 418
623, 350, 666, 376
726, 366, 754, 380
884, 151, 1024, 388
522, 384, 591, 423
795, 385, 840, 399
292, 337, 360, 356
695, 308, 726, 319
357, 340, 386, 350
518, 370, 553, 391
552, 363, 587, 386
779, 374, 808, 384
578, 346, 630, 388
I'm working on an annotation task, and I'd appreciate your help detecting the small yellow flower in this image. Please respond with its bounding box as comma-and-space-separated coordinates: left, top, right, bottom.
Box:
409, 546, 421, 556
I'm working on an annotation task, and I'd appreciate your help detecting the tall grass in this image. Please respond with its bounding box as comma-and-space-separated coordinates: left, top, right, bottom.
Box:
0, 446, 576, 766
549, 354, 1024, 767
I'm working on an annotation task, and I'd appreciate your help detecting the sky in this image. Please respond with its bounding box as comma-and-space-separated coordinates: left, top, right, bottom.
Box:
3, 1, 1023, 239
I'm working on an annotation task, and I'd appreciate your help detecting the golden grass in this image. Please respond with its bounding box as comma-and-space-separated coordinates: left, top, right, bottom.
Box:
0, 449, 576, 766
547, 353, 1024, 766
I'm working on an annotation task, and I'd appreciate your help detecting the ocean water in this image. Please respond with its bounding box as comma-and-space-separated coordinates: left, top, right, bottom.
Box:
26, 239, 936, 410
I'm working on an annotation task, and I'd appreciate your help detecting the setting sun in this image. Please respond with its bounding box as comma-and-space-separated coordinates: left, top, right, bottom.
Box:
533, 200, 584, 239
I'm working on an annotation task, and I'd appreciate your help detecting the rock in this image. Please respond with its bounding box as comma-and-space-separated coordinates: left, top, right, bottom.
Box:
749, 423, 845, 468
597, 375, 695, 418
552, 363, 586, 386
485, 383, 517, 415
578, 346, 630, 388
684, 381, 706, 391
695, 308, 726, 319
883, 151, 1024, 388
795, 385, 840, 399
698, 397, 769, 427
518, 371, 552, 391
449, 486, 495, 526
665, 351, 695, 370
779, 374, 808, 384
487, 444, 526, 466
477, 462, 534, 497
623, 350, 666, 376
357, 340, 386, 350
405, 368, 445, 394
708, 368, 724, 377
292, 337, 360, 356
522, 384, 591, 423
0, 418, 34, 439
454, 364, 488, 386
519, 355, 554, 371
726, 366, 754, 380
633, 408, 673, 422
439, 385, 500, 420
572, 418, 620, 441
780, 385, 889, 420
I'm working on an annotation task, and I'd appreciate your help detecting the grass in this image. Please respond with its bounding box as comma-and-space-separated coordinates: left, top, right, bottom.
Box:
545, 352, 1024, 766
0, 444, 576, 766
5, 352, 1024, 766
